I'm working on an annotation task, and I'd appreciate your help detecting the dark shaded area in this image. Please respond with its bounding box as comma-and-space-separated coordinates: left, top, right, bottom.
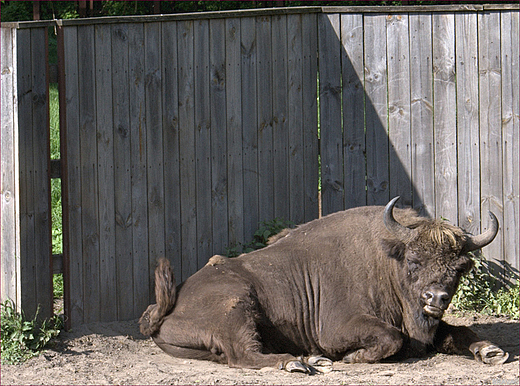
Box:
470, 321, 520, 361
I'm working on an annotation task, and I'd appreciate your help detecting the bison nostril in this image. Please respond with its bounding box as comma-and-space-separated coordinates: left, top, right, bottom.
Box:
422, 291, 434, 303
423, 290, 449, 307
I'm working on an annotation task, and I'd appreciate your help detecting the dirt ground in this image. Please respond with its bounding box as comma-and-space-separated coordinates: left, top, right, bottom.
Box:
2, 313, 518, 386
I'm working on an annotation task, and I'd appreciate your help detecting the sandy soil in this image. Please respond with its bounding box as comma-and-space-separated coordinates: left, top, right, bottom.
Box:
2, 313, 518, 386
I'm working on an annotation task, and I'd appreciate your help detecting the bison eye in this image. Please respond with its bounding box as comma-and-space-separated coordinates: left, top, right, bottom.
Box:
406, 256, 422, 272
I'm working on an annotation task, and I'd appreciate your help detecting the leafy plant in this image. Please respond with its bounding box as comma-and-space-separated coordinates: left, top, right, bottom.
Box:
53, 274, 64, 300
1, 300, 62, 364
226, 218, 294, 257
452, 253, 519, 319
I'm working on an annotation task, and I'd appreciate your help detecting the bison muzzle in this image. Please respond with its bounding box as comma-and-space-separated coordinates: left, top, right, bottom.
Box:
140, 197, 508, 373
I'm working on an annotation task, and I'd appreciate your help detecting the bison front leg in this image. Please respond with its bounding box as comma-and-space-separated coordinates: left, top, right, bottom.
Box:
322, 314, 403, 363
434, 321, 509, 365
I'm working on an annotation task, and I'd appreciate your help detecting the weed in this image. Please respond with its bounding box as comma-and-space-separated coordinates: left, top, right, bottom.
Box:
226, 218, 294, 257
452, 253, 519, 319
1, 300, 62, 364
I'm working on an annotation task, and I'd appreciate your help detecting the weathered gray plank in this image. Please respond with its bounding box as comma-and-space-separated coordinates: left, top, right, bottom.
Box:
319, 13, 343, 215
409, 13, 434, 217
287, 13, 305, 224
144, 22, 165, 291
302, 13, 319, 222
63, 26, 84, 326
78, 25, 100, 324
1, 27, 19, 306
364, 14, 389, 206
177, 20, 197, 280
209, 18, 228, 256
455, 13, 480, 233
241, 16, 259, 239
226, 18, 244, 247
272, 15, 290, 221
500, 10, 519, 273
94, 24, 117, 322
256, 16, 274, 222
194, 19, 212, 267
341, 13, 366, 210
128, 23, 150, 312
31, 27, 53, 321
17, 28, 38, 319
161, 21, 181, 284
111, 23, 134, 320
432, 13, 457, 223
478, 11, 503, 264
387, 14, 412, 208
161, 21, 181, 285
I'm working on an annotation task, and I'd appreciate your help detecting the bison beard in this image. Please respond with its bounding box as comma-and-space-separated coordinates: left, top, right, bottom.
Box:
139, 197, 508, 373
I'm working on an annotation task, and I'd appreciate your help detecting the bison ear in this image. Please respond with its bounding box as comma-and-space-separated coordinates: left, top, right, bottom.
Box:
382, 239, 406, 261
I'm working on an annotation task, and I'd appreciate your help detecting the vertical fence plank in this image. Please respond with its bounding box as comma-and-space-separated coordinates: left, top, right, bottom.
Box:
256, 16, 274, 222
194, 19, 212, 267
18, 27, 53, 320
111, 23, 134, 320
226, 18, 244, 247
1, 27, 18, 307
129, 23, 150, 311
501, 10, 519, 274
178, 20, 197, 279
241, 16, 260, 239
364, 14, 389, 206
319, 13, 343, 216
432, 13, 457, 223
478, 11, 504, 264
30, 28, 52, 321
78, 25, 100, 324
144, 22, 165, 290
409, 13, 434, 217
287, 13, 305, 224
341, 13, 366, 210
272, 15, 290, 221
456, 13, 480, 233
302, 13, 319, 221
209, 18, 228, 256
162, 21, 181, 285
16, 28, 37, 318
387, 14, 412, 208
95, 24, 117, 322
63, 26, 84, 326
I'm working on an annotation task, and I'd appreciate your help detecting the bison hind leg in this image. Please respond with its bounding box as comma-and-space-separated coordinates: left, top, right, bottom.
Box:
154, 339, 228, 364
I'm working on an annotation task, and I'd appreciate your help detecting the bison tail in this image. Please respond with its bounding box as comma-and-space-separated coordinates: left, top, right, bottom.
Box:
139, 257, 177, 336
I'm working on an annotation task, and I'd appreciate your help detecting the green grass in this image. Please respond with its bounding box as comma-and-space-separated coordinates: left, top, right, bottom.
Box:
50, 83, 62, 257
0, 300, 62, 364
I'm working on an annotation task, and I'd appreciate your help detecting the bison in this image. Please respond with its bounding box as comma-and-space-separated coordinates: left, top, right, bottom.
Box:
139, 197, 508, 373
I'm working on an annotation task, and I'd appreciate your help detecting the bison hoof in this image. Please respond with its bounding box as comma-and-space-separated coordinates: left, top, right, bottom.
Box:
306, 356, 333, 373
342, 348, 368, 363
471, 342, 509, 365
284, 360, 311, 373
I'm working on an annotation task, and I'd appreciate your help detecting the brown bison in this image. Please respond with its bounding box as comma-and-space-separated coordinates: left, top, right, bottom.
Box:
140, 197, 508, 373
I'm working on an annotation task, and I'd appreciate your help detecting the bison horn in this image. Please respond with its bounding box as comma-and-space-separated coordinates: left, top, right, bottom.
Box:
462, 212, 499, 253
384, 196, 415, 242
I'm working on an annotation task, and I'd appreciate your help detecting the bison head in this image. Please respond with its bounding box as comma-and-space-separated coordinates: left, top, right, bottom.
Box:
383, 197, 498, 320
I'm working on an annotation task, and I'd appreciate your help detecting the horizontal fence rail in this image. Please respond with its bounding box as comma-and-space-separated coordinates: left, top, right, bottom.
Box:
1, 5, 518, 327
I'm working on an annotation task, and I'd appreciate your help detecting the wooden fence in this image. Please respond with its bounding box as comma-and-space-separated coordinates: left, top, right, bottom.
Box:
1, 5, 518, 328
